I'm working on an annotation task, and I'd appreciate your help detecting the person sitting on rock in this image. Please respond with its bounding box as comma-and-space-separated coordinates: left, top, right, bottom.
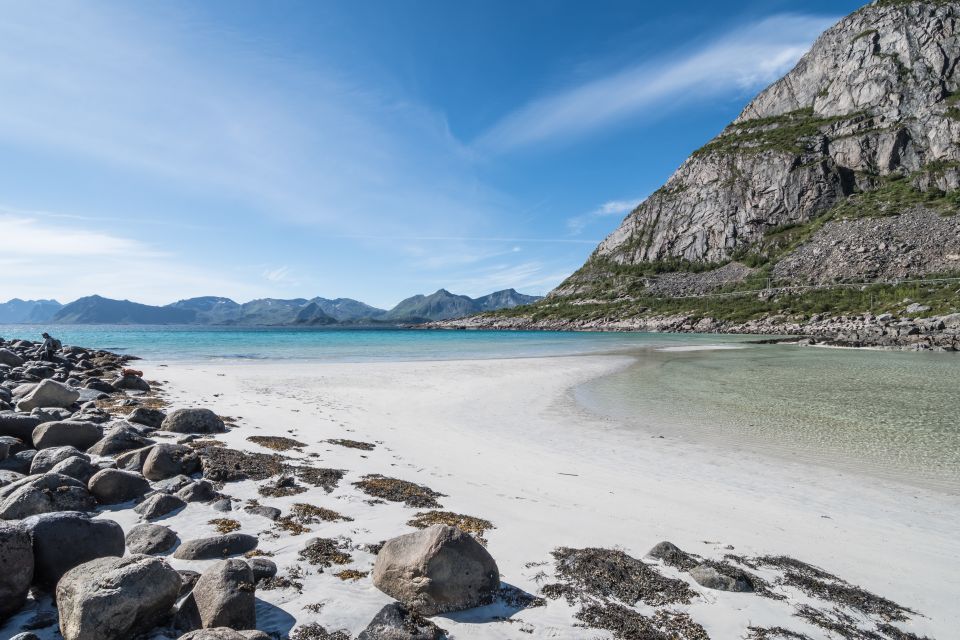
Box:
37, 332, 60, 361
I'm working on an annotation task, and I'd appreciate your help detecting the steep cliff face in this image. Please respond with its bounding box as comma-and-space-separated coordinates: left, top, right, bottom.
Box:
564, 1, 960, 293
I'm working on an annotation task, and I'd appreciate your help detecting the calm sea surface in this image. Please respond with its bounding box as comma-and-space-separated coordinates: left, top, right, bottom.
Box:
2, 325, 957, 490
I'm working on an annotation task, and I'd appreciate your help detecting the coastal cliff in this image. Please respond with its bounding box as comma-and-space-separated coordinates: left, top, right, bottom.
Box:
442, 1, 960, 347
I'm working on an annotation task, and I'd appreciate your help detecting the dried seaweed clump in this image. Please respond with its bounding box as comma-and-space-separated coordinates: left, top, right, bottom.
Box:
647, 541, 701, 571
549, 547, 695, 607
247, 435, 306, 451
208, 518, 241, 534
497, 584, 546, 610
295, 466, 345, 493
202, 446, 289, 482
327, 438, 376, 451
576, 603, 709, 640
299, 537, 353, 567
291, 623, 351, 640
292, 502, 353, 524
407, 510, 493, 539
334, 569, 369, 581
259, 565, 305, 593
258, 475, 307, 498
352, 474, 444, 508
746, 627, 813, 640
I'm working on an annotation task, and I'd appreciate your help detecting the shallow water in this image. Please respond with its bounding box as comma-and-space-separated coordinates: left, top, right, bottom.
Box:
2, 324, 956, 490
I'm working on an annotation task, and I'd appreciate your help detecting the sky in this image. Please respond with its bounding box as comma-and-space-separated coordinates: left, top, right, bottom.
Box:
0, 0, 864, 308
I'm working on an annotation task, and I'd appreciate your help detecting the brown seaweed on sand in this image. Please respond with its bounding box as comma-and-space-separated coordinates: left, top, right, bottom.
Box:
352, 474, 445, 508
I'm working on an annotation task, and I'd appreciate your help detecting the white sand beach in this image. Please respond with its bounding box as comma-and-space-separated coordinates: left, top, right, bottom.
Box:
63, 353, 953, 639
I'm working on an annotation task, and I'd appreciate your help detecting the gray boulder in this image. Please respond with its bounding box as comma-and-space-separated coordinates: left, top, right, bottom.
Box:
85, 423, 154, 456
129, 407, 166, 429
0, 348, 24, 367
126, 523, 178, 555
143, 443, 200, 481
177, 480, 218, 503
0, 473, 95, 519
111, 374, 151, 392
87, 468, 151, 505
178, 630, 268, 640
30, 445, 87, 474
357, 602, 447, 640
243, 505, 280, 520
154, 474, 194, 494
0, 449, 36, 474
0, 412, 40, 442
247, 557, 277, 583
173, 533, 258, 560
0, 521, 34, 620
57, 554, 181, 640
83, 379, 115, 393
689, 563, 753, 592
176, 559, 256, 631
0, 469, 25, 487
31, 420, 103, 450
24, 511, 124, 588
0, 434, 27, 455
50, 455, 99, 484
372, 524, 499, 615
135, 493, 187, 520
16, 379, 80, 411
115, 445, 155, 472
161, 408, 225, 434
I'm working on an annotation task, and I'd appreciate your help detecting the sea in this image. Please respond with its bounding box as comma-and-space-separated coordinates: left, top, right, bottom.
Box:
2, 324, 957, 491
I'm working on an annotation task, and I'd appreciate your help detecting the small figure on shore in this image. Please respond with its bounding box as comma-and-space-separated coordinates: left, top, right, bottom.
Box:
37, 332, 62, 361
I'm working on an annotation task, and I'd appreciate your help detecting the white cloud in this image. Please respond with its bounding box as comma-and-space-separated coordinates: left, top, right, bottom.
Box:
476, 14, 836, 152
262, 266, 294, 283
567, 198, 643, 235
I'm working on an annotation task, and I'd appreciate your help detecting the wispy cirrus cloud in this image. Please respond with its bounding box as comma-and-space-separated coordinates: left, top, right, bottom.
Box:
567, 198, 644, 235
476, 14, 836, 153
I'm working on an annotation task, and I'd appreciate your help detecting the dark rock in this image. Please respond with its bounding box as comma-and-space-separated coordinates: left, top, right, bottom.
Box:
176, 480, 218, 503
50, 455, 99, 484
24, 511, 124, 589
0, 449, 36, 474
244, 505, 280, 520
357, 602, 447, 640
143, 443, 200, 481
212, 498, 232, 512
83, 379, 115, 393
247, 557, 277, 583
30, 445, 87, 474
31, 420, 102, 450
175, 559, 256, 631
0, 521, 34, 620
87, 468, 151, 505
153, 474, 194, 494
86, 423, 154, 456
126, 523, 178, 555
0, 348, 24, 367
115, 445, 155, 472
0, 473, 95, 519
0, 469, 25, 486
689, 563, 754, 592
128, 407, 166, 429
134, 493, 187, 520
111, 374, 151, 392
173, 533, 258, 560
161, 408, 225, 434
57, 554, 181, 640
178, 570, 200, 597
0, 412, 41, 442
0, 435, 27, 455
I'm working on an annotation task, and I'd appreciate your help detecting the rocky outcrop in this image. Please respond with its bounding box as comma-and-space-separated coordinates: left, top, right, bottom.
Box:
0, 522, 33, 620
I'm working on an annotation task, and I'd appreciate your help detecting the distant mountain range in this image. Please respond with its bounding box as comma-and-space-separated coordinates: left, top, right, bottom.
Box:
0, 289, 541, 325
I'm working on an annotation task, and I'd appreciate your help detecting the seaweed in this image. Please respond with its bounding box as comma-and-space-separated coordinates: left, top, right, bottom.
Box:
576, 603, 710, 640
290, 622, 351, 640
208, 518, 240, 534
247, 435, 306, 451
299, 537, 352, 567
327, 438, 376, 451
407, 510, 494, 541
352, 474, 445, 508
333, 569, 369, 581
291, 502, 353, 524
746, 627, 813, 640
258, 475, 308, 498
202, 446, 289, 482
294, 466, 345, 493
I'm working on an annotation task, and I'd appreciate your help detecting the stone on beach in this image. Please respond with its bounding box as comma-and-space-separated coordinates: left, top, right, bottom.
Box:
50, 455, 99, 484
135, 493, 188, 520
372, 524, 500, 615
246, 557, 277, 583
173, 533, 259, 560
24, 511, 125, 589
178, 630, 269, 640
0, 412, 41, 442
30, 445, 87, 474
0, 521, 34, 620
87, 468, 151, 504
128, 406, 167, 429
111, 374, 151, 392
162, 408, 226, 434
175, 559, 256, 631
143, 443, 201, 480
126, 523, 179, 555
689, 563, 754, 592
31, 420, 103, 450
115, 445, 155, 471
0, 348, 24, 367
0, 473, 95, 519
56, 554, 181, 640
357, 602, 447, 640
85, 423, 155, 456
177, 479, 219, 502
16, 379, 80, 411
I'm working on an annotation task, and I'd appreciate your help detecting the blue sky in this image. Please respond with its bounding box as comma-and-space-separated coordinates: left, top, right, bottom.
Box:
0, 0, 862, 308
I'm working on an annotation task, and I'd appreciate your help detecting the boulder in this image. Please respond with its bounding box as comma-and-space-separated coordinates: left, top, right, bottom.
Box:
0, 469, 25, 486
177, 480, 218, 503
357, 602, 447, 640
135, 493, 187, 520
31, 420, 103, 450
126, 523, 178, 555
243, 505, 280, 520
85, 424, 154, 456
0, 434, 27, 455
0, 412, 41, 442
0, 348, 24, 367
176, 559, 255, 631
178, 630, 267, 640
24, 511, 124, 588
0, 521, 34, 620
57, 554, 181, 640
31, 407, 73, 422
50, 455, 99, 484
111, 375, 151, 392
154, 474, 194, 494
0, 449, 36, 474
83, 379, 115, 393
178, 570, 201, 597
212, 498, 232, 512
16, 379, 80, 411
372, 524, 499, 615
0, 473, 95, 519
247, 557, 277, 583
115, 445, 155, 472
143, 443, 200, 481
689, 563, 753, 592
161, 408, 225, 434
128, 407, 166, 429
173, 533, 258, 560
87, 468, 151, 505
30, 445, 87, 474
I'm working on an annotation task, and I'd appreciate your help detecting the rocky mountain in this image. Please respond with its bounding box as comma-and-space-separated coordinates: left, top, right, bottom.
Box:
474, 289, 542, 311
308, 298, 387, 322
167, 297, 242, 324
454, 1, 960, 339
382, 288, 542, 322
53, 296, 196, 324
0, 299, 63, 323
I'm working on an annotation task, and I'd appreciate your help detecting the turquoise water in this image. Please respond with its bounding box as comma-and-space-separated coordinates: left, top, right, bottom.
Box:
2, 325, 957, 489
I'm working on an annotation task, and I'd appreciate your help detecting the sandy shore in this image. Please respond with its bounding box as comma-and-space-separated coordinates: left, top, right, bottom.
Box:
66, 352, 948, 639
